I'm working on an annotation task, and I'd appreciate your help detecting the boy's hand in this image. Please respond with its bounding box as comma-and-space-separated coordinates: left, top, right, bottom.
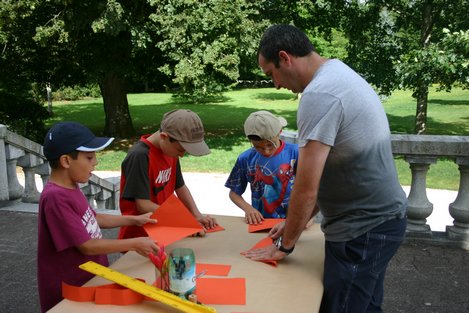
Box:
197, 215, 218, 230
134, 212, 157, 226
133, 237, 159, 257
245, 208, 264, 225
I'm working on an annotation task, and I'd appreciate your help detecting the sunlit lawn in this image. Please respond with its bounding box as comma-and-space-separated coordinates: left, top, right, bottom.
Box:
46, 86, 469, 190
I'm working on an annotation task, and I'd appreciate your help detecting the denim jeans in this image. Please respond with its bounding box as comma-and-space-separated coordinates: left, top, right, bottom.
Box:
320, 216, 407, 313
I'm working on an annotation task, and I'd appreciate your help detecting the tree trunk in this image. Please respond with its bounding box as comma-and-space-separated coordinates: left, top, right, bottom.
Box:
99, 71, 135, 138
414, 85, 428, 135
413, 0, 434, 135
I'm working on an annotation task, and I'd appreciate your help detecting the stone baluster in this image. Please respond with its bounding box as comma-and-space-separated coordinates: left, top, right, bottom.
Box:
0, 126, 8, 203
405, 156, 437, 236
96, 189, 112, 210
80, 183, 101, 209
5, 145, 26, 201
17, 153, 43, 203
280, 130, 298, 144
36, 163, 51, 189
447, 157, 469, 246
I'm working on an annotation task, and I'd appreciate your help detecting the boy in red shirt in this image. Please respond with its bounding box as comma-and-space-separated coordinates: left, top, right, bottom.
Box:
119, 109, 217, 239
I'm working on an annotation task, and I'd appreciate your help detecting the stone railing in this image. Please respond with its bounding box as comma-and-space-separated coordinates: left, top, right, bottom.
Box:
281, 131, 469, 250
0, 124, 119, 211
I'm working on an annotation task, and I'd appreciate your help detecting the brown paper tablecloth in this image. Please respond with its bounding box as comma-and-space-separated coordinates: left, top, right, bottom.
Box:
49, 215, 324, 313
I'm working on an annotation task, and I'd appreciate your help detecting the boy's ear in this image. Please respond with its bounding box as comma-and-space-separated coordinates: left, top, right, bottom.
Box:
159, 131, 169, 140
58, 155, 71, 168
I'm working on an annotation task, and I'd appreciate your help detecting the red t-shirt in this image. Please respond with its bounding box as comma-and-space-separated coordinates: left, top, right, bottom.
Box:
118, 135, 184, 239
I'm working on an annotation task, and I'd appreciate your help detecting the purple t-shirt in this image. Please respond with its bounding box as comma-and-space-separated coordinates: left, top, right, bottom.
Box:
37, 182, 108, 312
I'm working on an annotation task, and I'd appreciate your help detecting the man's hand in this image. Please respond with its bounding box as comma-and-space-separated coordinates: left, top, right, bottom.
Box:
244, 244, 287, 261
245, 208, 264, 225
133, 212, 157, 226
268, 220, 285, 239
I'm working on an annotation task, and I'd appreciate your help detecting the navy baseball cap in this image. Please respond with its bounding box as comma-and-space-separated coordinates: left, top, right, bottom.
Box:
43, 121, 114, 161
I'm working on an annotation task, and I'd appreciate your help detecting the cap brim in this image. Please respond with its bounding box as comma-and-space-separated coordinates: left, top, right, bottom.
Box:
179, 140, 211, 156
278, 116, 288, 127
76, 137, 114, 152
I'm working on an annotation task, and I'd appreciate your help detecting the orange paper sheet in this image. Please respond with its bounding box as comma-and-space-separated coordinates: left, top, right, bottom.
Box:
241, 237, 277, 267
196, 263, 231, 276
196, 278, 246, 305
205, 224, 225, 233
143, 194, 203, 246
248, 218, 285, 233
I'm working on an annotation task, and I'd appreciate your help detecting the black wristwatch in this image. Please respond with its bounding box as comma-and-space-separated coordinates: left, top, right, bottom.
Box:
275, 236, 295, 255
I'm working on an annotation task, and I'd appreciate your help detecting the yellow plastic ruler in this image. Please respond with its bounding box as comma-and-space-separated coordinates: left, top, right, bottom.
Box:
79, 261, 217, 313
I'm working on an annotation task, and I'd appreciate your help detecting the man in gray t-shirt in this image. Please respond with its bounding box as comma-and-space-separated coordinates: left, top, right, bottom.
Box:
245, 24, 407, 313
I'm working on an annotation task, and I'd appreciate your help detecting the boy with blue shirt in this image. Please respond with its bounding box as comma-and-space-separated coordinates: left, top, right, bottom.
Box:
225, 111, 298, 224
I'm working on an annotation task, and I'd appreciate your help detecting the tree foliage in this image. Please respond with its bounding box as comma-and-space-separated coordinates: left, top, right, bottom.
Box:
149, 0, 268, 100
0, 1, 50, 141
1, 0, 269, 138
305, 0, 469, 134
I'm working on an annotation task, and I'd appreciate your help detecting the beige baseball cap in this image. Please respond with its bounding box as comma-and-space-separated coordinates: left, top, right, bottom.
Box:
160, 109, 210, 156
244, 110, 287, 140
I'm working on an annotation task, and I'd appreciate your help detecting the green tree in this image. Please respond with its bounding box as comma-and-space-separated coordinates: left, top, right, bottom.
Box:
149, 0, 268, 100
1, 0, 269, 138
0, 1, 50, 141
310, 0, 469, 134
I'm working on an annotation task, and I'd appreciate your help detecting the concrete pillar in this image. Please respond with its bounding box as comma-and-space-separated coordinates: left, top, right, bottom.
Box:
447, 157, 469, 244
405, 156, 437, 236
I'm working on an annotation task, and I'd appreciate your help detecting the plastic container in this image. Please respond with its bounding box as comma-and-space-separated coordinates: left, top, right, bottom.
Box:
168, 248, 196, 299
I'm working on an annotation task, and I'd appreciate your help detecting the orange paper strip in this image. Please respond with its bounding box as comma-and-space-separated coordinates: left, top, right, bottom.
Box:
143, 194, 204, 246
196, 278, 246, 305
62, 281, 145, 305
248, 218, 285, 233
241, 237, 277, 267
62, 282, 97, 302
196, 263, 231, 276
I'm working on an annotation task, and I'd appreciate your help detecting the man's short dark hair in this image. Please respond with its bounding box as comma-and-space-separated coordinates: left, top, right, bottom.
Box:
258, 24, 315, 67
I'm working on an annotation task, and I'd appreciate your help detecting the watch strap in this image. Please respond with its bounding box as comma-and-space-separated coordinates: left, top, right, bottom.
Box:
275, 236, 295, 254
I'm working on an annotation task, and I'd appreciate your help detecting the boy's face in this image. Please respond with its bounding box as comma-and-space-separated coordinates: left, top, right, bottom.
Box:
160, 133, 186, 158
65, 151, 98, 183
251, 137, 280, 157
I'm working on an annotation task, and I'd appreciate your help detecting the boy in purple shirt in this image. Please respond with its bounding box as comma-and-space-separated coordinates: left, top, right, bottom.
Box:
37, 122, 159, 312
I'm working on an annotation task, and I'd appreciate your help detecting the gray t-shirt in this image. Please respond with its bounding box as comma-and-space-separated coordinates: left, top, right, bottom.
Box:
298, 59, 407, 241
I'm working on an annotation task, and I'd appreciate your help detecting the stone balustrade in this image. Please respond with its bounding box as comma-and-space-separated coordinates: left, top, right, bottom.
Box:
0, 124, 119, 211
281, 130, 469, 250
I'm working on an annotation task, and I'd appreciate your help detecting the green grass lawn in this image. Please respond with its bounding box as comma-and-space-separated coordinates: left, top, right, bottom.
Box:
46, 86, 469, 190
